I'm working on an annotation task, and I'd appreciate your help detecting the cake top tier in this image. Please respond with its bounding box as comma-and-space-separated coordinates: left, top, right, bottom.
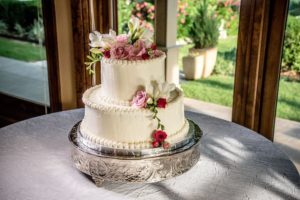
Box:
85, 16, 164, 74
100, 53, 166, 101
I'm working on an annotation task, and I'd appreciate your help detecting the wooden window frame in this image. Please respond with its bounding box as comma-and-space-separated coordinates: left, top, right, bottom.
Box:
71, 0, 117, 107
232, 0, 289, 140
42, 0, 62, 112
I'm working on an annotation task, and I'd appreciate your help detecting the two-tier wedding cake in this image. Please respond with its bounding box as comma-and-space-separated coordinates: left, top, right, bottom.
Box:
81, 17, 189, 150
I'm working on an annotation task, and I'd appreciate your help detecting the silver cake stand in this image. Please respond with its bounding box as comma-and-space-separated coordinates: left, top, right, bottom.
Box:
68, 120, 202, 187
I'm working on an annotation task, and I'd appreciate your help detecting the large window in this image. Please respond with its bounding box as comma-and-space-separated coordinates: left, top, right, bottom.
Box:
0, 0, 49, 105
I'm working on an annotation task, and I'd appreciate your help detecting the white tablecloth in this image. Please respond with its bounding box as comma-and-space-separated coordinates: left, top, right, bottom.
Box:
0, 109, 299, 200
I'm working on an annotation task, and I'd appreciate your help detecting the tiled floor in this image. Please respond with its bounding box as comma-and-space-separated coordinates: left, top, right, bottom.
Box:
184, 97, 300, 173
0, 56, 49, 105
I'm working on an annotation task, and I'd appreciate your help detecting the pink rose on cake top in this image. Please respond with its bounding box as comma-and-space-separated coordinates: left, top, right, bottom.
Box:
85, 16, 163, 73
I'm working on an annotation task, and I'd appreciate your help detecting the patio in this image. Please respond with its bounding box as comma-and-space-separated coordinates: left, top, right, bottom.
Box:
0, 56, 49, 105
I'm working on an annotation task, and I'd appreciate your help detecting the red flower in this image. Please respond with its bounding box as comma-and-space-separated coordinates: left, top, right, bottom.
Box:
157, 98, 167, 108
153, 130, 167, 143
103, 50, 111, 58
152, 141, 159, 148
151, 44, 157, 50
142, 53, 150, 60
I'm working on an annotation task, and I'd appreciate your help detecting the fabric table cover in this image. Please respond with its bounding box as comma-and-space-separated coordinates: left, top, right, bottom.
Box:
0, 109, 299, 200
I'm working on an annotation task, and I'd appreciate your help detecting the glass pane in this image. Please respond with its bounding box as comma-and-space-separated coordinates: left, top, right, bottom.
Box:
275, 1, 300, 172
179, 0, 240, 121
0, 0, 49, 106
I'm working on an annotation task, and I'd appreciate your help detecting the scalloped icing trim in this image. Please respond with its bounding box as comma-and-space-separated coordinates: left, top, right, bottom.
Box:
101, 52, 166, 65
80, 119, 189, 149
82, 85, 183, 114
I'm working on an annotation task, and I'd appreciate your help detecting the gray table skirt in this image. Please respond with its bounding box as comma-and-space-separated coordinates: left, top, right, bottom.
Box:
0, 109, 299, 200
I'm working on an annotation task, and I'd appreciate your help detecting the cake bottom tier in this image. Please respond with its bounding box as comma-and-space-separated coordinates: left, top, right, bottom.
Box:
80, 85, 189, 149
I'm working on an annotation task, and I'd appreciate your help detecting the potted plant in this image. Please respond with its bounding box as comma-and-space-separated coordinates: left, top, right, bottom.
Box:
183, 0, 219, 79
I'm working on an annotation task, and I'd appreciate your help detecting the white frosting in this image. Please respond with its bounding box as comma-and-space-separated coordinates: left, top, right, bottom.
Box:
80, 85, 189, 149
101, 54, 166, 101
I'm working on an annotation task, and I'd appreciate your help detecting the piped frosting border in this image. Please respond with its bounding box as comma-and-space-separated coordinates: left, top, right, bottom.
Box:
101, 53, 166, 65
80, 119, 189, 149
82, 85, 183, 113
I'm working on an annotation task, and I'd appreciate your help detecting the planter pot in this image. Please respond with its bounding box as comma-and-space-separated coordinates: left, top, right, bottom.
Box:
182, 54, 204, 80
183, 47, 217, 80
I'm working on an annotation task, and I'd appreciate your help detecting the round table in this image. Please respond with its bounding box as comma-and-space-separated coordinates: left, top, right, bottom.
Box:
0, 109, 299, 200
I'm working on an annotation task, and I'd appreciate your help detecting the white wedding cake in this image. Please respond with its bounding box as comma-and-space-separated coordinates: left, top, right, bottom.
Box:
81, 17, 189, 149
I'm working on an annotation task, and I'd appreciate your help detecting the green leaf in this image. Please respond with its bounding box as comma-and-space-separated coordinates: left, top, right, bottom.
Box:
87, 55, 94, 61
90, 48, 102, 54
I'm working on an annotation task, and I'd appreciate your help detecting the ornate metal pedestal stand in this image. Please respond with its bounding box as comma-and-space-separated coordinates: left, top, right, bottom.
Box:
68, 120, 202, 187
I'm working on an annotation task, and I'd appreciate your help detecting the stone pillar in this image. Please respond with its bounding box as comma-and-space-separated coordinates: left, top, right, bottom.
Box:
155, 0, 179, 85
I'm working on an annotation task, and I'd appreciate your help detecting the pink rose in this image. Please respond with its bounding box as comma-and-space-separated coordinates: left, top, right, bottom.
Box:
131, 90, 148, 108
153, 50, 163, 57
128, 40, 147, 60
110, 43, 130, 60
116, 34, 128, 43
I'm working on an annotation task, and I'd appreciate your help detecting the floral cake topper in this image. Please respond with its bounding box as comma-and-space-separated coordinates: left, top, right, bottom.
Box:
131, 81, 176, 149
85, 16, 163, 74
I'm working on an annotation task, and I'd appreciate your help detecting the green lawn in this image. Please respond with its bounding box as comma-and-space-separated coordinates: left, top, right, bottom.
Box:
181, 75, 300, 122
217, 36, 237, 53
0, 37, 46, 62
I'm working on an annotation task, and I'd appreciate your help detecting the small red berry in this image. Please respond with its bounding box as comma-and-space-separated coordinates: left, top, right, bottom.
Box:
163, 142, 170, 149
152, 141, 159, 148
157, 98, 167, 108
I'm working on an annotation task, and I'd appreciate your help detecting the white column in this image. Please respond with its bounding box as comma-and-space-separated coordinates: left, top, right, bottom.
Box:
155, 0, 179, 85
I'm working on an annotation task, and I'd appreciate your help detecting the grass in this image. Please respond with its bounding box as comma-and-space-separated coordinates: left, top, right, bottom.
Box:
181, 75, 300, 122
0, 37, 46, 62
217, 36, 237, 53
181, 75, 234, 107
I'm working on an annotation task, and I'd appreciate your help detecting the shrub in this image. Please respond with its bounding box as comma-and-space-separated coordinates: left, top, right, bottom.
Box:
213, 56, 235, 76
0, 20, 8, 34
210, 0, 240, 36
188, 0, 219, 49
14, 23, 26, 38
0, 0, 43, 43
177, 0, 198, 39
27, 18, 44, 42
282, 15, 300, 72
118, 0, 152, 34
289, 0, 300, 16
